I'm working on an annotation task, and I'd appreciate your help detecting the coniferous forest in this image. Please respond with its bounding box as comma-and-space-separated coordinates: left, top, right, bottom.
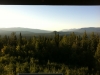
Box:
0, 31, 100, 75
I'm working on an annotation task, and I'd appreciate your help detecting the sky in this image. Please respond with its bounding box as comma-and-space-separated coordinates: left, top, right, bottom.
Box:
0, 5, 100, 31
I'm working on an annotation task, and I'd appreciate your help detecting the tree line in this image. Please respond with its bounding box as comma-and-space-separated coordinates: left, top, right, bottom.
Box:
0, 31, 100, 75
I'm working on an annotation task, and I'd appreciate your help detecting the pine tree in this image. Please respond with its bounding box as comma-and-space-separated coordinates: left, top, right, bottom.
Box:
10, 32, 17, 46
95, 38, 100, 63
90, 32, 97, 53
19, 32, 22, 46
2, 35, 8, 46
54, 31, 60, 48
81, 31, 88, 51
82, 30, 88, 40
60, 35, 68, 46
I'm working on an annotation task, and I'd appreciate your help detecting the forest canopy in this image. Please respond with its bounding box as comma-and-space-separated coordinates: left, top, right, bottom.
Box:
0, 31, 100, 75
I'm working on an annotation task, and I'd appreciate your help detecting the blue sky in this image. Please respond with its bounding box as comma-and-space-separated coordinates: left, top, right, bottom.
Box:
0, 5, 99, 31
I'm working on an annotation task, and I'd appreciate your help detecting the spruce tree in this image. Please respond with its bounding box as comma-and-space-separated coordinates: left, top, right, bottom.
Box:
95, 38, 100, 63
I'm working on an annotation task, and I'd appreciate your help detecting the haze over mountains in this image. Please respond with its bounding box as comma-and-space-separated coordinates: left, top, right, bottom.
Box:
0, 27, 51, 33
61, 27, 100, 32
0, 27, 100, 36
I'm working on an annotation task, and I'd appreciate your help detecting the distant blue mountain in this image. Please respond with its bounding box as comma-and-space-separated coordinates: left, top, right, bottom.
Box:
0, 27, 51, 33
61, 27, 100, 33
0, 27, 100, 36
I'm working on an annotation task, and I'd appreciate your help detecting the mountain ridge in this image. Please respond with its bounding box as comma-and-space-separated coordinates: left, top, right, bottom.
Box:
0, 27, 100, 37
0, 27, 100, 32
0, 27, 52, 33
61, 27, 100, 32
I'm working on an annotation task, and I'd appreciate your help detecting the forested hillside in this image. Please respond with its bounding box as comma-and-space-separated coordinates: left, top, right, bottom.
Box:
0, 31, 100, 75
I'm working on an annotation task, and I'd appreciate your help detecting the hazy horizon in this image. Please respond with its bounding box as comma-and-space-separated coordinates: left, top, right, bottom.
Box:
0, 5, 100, 31
0, 26, 100, 31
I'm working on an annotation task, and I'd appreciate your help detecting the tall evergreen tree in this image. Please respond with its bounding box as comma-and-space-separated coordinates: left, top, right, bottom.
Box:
95, 39, 100, 63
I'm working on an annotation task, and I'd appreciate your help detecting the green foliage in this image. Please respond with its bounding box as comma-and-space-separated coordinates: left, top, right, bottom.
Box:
95, 39, 100, 62
0, 32, 99, 75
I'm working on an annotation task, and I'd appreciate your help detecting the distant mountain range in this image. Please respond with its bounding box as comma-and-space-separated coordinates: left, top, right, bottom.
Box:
61, 27, 100, 32
0, 27, 100, 37
0, 27, 51, 33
